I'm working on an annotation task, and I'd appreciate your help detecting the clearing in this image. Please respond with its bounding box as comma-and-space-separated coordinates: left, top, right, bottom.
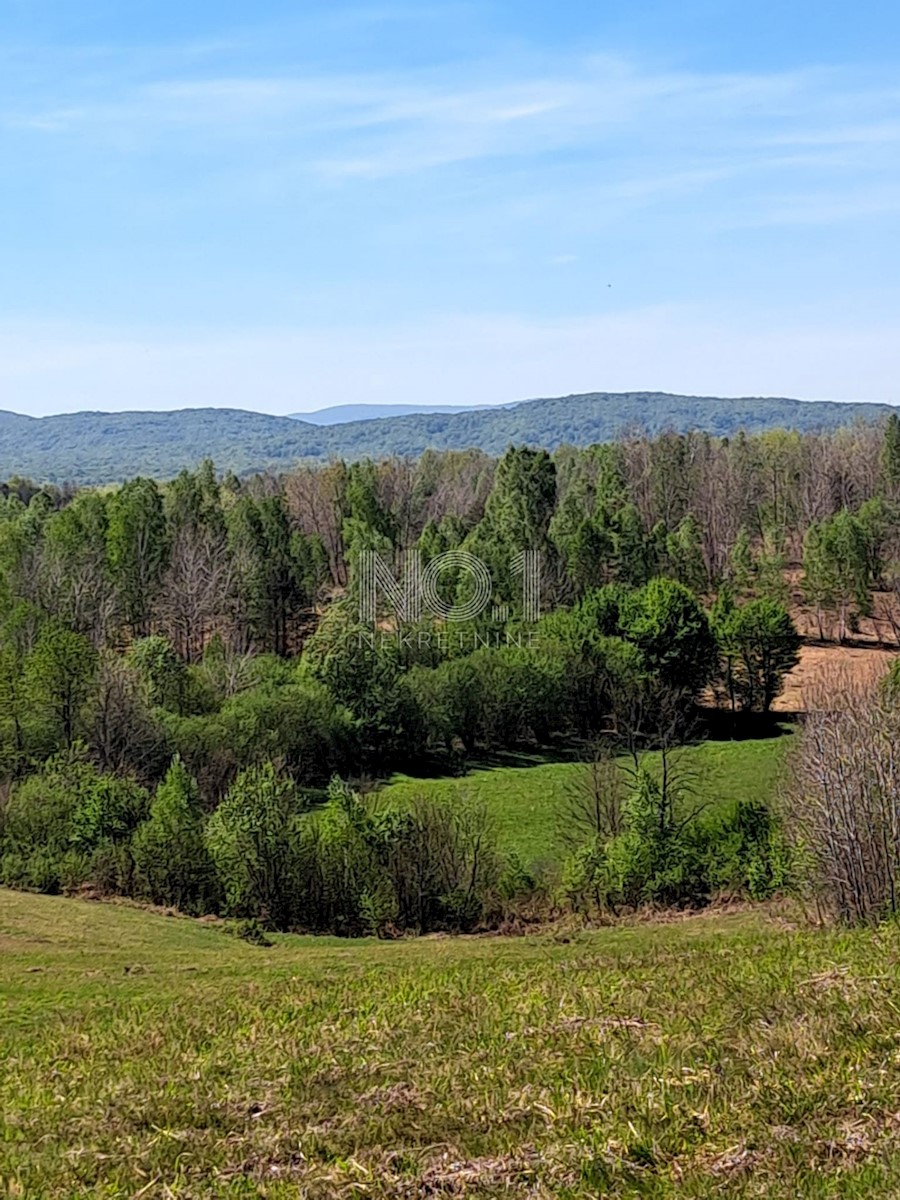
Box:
379, 735, 791, 864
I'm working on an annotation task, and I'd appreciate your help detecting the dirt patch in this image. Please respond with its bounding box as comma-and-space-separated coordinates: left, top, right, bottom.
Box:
789, 584, 900, 648
772, 643, 898, 712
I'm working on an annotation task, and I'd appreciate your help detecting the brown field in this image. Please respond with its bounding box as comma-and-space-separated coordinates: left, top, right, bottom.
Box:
772, 643, 898, 712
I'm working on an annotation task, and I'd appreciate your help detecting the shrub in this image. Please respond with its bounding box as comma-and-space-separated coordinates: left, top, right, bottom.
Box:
0, 750, 147, 895
285, 780, 508, 936
786, 672, 900, 924
707, 799, 794, 901
559, 758, 792, 915
603, 768, 711, 910
162, 677, 356, 801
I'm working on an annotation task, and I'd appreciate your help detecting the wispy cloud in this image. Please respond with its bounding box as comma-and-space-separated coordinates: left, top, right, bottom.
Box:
3, 48, 896, 238
4, 53, 894, 155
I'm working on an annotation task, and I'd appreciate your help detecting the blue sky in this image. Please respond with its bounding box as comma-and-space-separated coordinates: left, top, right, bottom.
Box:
1, 0, 898, 415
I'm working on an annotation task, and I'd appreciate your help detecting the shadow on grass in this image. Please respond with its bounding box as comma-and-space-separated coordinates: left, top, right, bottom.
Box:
383, 711, 797, 786
699, 709, 798, 744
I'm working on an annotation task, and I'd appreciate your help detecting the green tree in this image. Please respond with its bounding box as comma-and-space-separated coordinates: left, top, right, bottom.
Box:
40, 491, 115, 640
205, 761, 305, 929
228, 495, 316, 655
468, 446, 557, 606
127, 635, 191, 713
613, 504, 659, 586
302, 602, 423, 768
132, 756, 219, 913
619, 577, 718, 697
728, 528, 754, 596
715, 597, 801, 712
0, 602, 44, 770
25, 622, 98, 746
882, 413, 900, 499
803, 510, 871, 641
665, 515, 707, 594
106, 478, 169, 635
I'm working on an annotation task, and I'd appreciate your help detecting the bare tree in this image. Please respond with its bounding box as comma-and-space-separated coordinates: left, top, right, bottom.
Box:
558, 742, 627, 850
284, 461, 348, 586
83, 653, 167, 783
786, 665, 900, 924
157, 524, 236, 661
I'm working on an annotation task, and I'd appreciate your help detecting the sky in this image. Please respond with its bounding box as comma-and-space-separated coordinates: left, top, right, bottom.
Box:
0, 0, 898, 416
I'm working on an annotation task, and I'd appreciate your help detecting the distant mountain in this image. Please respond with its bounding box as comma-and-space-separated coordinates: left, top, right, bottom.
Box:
0, 392, 894, 485
291, 403, 481, 424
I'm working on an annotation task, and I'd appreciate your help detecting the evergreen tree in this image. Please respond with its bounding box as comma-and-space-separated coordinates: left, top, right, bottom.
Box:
882, 413, 900, 498
133, 756, 219, 913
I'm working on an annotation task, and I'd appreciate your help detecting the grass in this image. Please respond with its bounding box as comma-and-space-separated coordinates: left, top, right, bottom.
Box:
4, 889, 900, 1196
379, 734, 792, 864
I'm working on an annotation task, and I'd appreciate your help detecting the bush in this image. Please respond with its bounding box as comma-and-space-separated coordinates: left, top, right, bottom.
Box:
207, 775, 513, 937
0, 750, 147, 895
786, 673, 900, 924
603, 769, 711, 910
560, 761, 793, 915
707, 799, 794, 901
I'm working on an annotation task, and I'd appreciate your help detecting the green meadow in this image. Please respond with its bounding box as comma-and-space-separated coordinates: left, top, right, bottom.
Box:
379, 734, 792, 864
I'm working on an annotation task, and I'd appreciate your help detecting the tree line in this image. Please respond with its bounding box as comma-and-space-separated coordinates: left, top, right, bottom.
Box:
4, 418, 900, 928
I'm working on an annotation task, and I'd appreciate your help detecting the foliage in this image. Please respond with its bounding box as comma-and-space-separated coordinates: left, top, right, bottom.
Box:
712, 594, 801, 712
0, 750, 147, 894
293, 779, 505, 936
25, 621, 98, 746
803, 509, 872, 639
615, 578, 718, 696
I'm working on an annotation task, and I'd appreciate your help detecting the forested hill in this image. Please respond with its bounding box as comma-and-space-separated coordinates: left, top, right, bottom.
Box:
0, 391, 893, 484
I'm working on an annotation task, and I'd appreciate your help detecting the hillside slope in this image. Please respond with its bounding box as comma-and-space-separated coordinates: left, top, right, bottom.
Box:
0, 391, 892, 483
4, 888, 900, 1197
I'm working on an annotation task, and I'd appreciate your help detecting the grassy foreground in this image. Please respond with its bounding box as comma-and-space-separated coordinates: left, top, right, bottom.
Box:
4, 891, 900, 1196
380, 735, 791, 864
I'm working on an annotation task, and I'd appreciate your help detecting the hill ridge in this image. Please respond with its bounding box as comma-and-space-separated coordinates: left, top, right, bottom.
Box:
0, 391, 893, 484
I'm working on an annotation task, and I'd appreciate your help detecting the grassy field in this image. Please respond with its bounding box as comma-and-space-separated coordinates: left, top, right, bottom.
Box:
5, 889, 900, 1197
379, 734, 792, 864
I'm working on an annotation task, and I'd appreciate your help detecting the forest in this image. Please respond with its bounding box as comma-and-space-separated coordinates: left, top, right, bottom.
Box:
0, 390, 895, 484
3, 415, 900, 934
